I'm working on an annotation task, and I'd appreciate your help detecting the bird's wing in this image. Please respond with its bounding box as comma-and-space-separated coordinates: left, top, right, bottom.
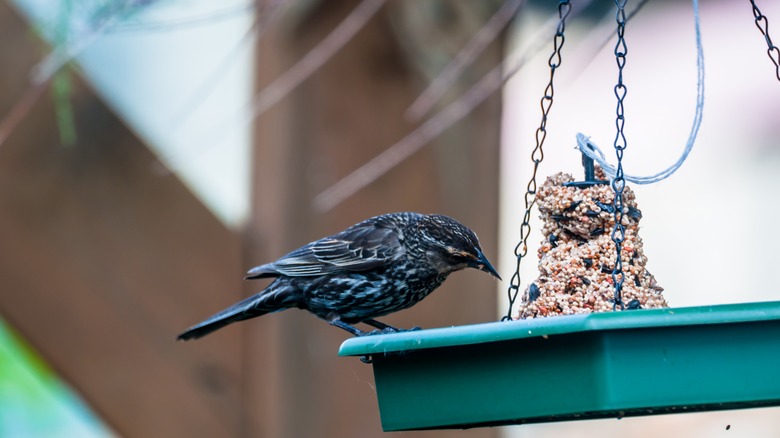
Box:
245, 220, 404, 278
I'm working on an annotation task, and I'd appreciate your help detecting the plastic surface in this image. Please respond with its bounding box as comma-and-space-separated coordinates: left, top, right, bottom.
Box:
339, 301, 780, 431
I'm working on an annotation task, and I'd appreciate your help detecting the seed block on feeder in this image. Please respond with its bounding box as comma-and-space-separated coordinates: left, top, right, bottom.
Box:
515, 167, 667, 319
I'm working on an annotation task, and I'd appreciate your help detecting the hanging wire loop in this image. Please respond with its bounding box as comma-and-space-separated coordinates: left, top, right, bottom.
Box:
577, 0, 705, 186
503, 0, 572, 322
610, 0, 629, 311
750, 0, 780, 81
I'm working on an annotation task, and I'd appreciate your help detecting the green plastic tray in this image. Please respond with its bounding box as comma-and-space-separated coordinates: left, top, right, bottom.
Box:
339, 301, 780, 431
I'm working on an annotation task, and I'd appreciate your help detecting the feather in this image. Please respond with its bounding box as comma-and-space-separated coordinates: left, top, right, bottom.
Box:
245, 218, 405, 279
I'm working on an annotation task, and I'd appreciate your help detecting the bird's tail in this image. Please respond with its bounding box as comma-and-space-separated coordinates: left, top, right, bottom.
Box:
177, 285, 296, 341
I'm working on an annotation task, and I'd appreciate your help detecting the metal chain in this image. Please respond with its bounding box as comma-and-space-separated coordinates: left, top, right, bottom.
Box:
749, 0, 780, 81
503, 0, 572, 321
610, 0, 628, 311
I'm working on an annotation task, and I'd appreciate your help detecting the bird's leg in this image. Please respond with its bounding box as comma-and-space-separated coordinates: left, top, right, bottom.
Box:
364, 319, 422, 333
327, 318, 368, 336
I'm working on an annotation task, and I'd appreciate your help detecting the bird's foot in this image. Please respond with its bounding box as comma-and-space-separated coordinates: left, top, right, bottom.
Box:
364, 327, 399, 336
361, 326, 422, 336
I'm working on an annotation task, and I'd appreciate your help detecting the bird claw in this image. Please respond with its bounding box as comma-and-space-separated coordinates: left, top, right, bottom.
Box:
362, 326, 422, 336
364, 328, 397, 336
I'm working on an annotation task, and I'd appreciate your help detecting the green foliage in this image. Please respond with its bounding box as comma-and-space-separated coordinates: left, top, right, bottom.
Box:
53, 0, 76, 147
0, 320, 111, 438
52, 68, 77, 147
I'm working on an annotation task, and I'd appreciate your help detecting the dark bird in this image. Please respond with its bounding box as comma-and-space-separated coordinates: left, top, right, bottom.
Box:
177, 212, 500, 340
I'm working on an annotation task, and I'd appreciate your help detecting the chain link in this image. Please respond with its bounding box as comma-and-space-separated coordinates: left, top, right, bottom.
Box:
503, 0, 572, 321
610, 0, 628, 311
750, 0, 780, 81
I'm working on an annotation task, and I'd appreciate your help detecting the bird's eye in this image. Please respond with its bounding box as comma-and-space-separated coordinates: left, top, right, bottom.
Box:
445, 246, 474, 261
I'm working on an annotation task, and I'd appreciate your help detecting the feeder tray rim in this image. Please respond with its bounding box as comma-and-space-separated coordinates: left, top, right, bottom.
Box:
339, 300, 780, 357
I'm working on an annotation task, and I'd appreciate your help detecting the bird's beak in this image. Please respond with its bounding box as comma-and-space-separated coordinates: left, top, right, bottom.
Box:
472, 251, 501, 281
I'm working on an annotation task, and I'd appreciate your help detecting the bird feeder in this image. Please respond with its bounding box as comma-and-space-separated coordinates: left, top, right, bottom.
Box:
339, 301, 780, 431
340, 0, 780, 432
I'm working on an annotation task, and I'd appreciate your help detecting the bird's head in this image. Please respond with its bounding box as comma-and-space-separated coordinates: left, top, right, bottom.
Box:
417, 214, 501, 280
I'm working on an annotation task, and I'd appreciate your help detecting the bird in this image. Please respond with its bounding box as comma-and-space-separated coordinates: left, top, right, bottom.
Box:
177, 212, 500, 340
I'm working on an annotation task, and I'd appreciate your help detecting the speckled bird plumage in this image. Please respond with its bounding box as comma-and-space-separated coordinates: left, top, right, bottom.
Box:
177, 212, 500, 340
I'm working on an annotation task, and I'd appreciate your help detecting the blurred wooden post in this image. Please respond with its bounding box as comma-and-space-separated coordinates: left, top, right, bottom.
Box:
0, 3, 245, 436
245, 1, 502, 437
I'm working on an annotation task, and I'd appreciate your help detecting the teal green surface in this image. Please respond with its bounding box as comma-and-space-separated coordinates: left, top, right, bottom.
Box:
0, 319, 113, 438
339, 300, 780, 356
339, 301, 780, 431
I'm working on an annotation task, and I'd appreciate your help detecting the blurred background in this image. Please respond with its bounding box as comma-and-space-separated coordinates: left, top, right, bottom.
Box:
0, 0, 778, 437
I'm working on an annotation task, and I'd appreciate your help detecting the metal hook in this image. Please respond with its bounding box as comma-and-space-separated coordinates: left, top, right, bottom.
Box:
563, 144, 609, 188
